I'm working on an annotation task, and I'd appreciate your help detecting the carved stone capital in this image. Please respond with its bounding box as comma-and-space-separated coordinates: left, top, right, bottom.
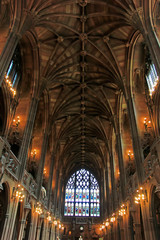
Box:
154, 184, 160, 199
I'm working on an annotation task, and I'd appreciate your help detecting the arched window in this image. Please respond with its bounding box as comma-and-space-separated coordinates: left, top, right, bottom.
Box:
145, 49, 159, 97
64, 169, 100, 217
146, 63, 158, 96
4, 45, 22, 97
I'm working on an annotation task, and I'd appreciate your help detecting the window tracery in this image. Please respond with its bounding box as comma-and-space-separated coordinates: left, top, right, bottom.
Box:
64, 169, 100, 217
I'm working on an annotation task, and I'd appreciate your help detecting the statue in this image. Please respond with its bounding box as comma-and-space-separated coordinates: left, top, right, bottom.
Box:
0, 151, 9, 190
0, 151, 8, 180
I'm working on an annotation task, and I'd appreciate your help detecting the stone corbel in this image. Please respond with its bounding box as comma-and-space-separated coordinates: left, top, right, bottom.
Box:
154, 163, 160, 183
154, 184, 160, 199
24, 201, 32, 219
0, 137, 5, 158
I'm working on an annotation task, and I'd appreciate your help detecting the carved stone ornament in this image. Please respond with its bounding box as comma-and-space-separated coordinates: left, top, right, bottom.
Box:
79, 33, 88, 41
154, 184, 160, 199
78, 0, 88, 7
154, 164, 160, 184
0, 152, 8, 180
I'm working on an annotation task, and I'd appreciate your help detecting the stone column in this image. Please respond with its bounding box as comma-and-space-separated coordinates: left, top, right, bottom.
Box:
36, 131, 49, 200
58, 172, 64, 216
105, 167, 110, 216
47, 153, 55, 209
7, 198, 19, 240
0, 32, 20, 86
28, 213, 38, 240
109, 153, 117, 210
126, 97, 144, 184
46, 222, 52, 240
36, 225, 41, 240
101, 175, 105, 217
123, 212, 130, 240
17, 219, 26, 240
117, 216, 125, 240
51, 225, 55, 240
36, 216, 44, 240
116, 132, 126, 200
130, 205, 142, 240
42, 219, 48, 240
17, 203, 31, 240
53, 169, 59, 215
140, 203, 154, 240
149, 217, 157, 240
0, 213, 9, 240
18, 97, 39, 180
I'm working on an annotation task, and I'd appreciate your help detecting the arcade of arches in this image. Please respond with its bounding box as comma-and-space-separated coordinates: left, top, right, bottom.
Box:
0, 0, 160, 239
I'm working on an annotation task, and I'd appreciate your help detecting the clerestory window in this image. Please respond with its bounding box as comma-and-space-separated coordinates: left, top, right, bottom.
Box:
64, 169, 100, 217
146, 63, 159, 96
5, 45, 22, 96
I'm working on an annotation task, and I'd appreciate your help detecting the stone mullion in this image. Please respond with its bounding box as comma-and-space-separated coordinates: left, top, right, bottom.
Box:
0, 32, 20, 86
116, 133, 126, 201
18, 97, 39, 180
36, 131, 49, 200
109, 153, 117, 211
126, 97, 144, 184
47, 153, 55, 209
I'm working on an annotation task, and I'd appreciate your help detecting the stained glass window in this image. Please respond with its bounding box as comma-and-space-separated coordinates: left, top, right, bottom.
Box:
146, 63, 159, 96
64, 169, 100, 217
5, 45, 22, 95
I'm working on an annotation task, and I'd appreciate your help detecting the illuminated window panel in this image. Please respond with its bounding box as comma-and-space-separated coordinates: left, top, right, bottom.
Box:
5, 46, 22, 90
146, 63, 159, 96
64, 169, 100, 217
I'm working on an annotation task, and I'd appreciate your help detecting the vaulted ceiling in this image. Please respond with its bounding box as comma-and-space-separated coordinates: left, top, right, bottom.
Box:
21, 0, 142, 180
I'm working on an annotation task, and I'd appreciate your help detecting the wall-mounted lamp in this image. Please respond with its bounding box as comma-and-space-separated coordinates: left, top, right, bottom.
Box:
110, 213, 116, 223
119, 204, 127, 216
12, 184, 25, 202
5, 75, 16, 96
54, 220, 58, 226
47, 212, 52, 222
135, 187, 148, 204
105, 220, 110, 227
13, 116, 20, 128
35, 202, 43, 214
128, 150, 134, 161
43, 168, 47, 175
31, 149, 37, 159
143, 118, 151, 132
